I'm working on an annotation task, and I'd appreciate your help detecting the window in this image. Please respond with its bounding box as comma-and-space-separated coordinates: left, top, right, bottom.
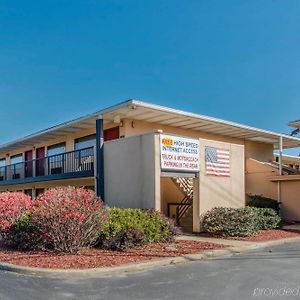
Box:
10, 154, 23, 179
74, 135, 95, 169
24, 189, 33, 198
0, 159, 5, 180
47, 143, 66, 174
75, 134, 96, 150
47, 143, 66, 156
35, 188, 44, 198
10, 154, 23, 165
0, 159, 5, 168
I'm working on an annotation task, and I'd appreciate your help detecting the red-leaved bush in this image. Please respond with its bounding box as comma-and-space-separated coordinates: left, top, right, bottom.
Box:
0, 192, 32, 236
30, 187, 107, 253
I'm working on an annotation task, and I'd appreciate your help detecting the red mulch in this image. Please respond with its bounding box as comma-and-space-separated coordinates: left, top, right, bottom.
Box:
0, 240, 225, 269
202, 229, 300, 242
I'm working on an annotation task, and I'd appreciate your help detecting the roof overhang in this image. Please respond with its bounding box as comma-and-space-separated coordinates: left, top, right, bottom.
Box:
1, 99, 300, 154
289, 120, 300, 129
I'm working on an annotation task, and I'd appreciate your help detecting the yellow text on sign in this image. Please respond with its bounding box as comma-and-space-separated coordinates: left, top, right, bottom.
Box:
162, 137, 174, 147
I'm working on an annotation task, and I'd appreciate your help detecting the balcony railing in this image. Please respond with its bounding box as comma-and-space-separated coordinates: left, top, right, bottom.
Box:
0, 147, 95, 183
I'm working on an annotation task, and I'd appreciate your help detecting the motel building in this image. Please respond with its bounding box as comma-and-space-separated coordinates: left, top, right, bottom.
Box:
1, 99, 300, 233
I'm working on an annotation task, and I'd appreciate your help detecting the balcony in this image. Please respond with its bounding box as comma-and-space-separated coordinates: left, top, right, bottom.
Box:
0, 147, 95, 186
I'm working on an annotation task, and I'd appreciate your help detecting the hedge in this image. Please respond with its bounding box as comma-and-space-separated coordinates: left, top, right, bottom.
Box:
246, 194, 280, 214
98, 208, 178, 246
202, 206, 281, 237
249, 207, 281, 230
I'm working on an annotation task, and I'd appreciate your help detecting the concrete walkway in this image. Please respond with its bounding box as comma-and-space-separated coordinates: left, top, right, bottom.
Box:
176, 235, 255, 247
176, 233, 300, 252
282, 224, 300, 231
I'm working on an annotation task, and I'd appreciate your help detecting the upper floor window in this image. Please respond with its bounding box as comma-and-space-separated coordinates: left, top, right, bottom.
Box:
47, 143, 66, 156
10, 154, 23, 165
75, 134, 96, 150
0, 158, 5, 168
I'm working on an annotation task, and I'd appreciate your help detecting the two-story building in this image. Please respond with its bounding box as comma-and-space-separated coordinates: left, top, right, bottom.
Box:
1, 99, 300, 231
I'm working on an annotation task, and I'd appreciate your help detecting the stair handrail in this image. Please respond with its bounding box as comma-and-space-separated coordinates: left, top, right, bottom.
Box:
172, 177, 194, 225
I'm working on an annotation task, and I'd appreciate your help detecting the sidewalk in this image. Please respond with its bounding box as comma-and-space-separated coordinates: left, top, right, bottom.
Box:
282, 224, 300, 231
176, 234, 300, 252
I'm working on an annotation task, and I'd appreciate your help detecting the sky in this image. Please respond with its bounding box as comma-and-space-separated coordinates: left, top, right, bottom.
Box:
0, 0, 299, 154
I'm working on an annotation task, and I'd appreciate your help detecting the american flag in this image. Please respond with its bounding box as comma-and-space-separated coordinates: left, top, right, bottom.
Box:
205, 146, 230, 177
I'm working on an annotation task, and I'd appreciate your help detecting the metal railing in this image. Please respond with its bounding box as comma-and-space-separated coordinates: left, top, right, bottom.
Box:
0, 147, 95, 182
172, 177, 194, 225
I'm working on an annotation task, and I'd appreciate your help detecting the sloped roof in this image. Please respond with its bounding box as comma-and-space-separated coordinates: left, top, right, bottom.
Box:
1, 99, 300, 153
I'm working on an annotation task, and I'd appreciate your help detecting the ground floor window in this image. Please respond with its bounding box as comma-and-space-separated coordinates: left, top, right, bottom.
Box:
24, 189, 33, 198
36, 188, 44, 198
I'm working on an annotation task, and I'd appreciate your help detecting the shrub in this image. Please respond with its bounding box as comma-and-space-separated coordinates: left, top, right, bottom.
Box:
246, 194, 280, 214
248, 207, 281, 230
201, 207, 258, 237
99, 208, 178, 246
202, 206, 281, 237
30, 187, 108, 253
103, 228, 146, 251
5, 212, 41, 250
0, 192, 32, 239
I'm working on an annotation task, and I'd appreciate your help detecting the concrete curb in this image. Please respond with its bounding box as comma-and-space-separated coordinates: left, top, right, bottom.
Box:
1, 236, 300, 278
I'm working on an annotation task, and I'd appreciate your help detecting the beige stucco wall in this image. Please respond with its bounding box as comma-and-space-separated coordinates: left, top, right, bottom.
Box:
267, 175, 300, 221
246, 159, 278, 200
244, 140, 274, 162
104, 133, 160, 210
280, 180, 300, 221
190, 138, 245, 232
197, 139, 245, 229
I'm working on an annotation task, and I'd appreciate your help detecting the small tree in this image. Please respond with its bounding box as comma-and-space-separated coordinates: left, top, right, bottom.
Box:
31, 187, 107, 253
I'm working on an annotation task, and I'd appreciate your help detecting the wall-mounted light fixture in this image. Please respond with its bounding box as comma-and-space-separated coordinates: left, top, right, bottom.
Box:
113, 115, 121, 124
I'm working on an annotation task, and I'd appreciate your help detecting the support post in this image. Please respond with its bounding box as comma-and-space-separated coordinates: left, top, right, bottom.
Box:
96, 116, 105, 201
278, 135, 283, 176
277, 135, 283, 216
193, 175, 200, 233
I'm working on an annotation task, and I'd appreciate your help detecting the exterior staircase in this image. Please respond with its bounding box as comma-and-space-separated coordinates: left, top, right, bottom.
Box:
171, 177, 194, 233
267, 161, 300, 175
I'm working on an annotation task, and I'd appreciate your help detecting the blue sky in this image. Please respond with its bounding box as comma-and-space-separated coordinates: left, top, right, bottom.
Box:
0, 1, 299, 154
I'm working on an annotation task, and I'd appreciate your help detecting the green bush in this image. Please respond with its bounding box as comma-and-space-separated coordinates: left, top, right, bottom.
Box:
103, 228, 146, 251
202, 207, 258, 237
246, 194, 280, 213
202, 206, 281, 237
99, 208, 177, 246
4, 213, 41, 251
248, 207, 281, 230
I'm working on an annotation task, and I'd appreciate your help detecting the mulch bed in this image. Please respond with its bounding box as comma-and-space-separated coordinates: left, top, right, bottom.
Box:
202, 229, 300, 242
0, 240, 225, 269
